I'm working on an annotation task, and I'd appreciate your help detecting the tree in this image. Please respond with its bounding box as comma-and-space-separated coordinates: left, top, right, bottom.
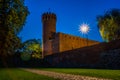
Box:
0, 0, 29, 57
97, 9, 120, 42
21, 39, 42, 60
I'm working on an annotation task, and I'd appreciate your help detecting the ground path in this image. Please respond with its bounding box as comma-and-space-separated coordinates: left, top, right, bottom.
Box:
21, 68, 110, 80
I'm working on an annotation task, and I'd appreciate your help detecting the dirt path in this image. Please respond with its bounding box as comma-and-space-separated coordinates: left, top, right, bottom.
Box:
21, 68, 110, 80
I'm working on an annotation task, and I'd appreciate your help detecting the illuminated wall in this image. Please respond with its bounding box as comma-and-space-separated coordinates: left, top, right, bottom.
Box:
58, 32, 99, 52
43, 32, 99, 56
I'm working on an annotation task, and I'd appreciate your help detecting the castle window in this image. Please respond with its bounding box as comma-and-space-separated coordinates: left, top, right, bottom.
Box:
54, 16, 56, 19
45, 16, 47, 19
49, 37, 52, 40
48, 16, 50, 19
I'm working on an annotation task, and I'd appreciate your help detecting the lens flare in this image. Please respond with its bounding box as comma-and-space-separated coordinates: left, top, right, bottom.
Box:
79, 23, 90, 34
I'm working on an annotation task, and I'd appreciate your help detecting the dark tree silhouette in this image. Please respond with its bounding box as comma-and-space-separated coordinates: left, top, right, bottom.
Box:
97, 9, 120, 42
0, 0, 29, 57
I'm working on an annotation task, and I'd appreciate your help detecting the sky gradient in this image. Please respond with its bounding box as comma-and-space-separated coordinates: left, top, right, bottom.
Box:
18, 0, 120, 42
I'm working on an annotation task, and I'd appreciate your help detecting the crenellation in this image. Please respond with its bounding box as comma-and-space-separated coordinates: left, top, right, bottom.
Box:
42, 12, 56, 22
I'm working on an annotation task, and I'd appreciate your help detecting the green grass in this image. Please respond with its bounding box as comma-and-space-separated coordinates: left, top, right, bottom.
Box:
1, 68, 119, 80
39, 68, 120, 80
0, 68, 57, 80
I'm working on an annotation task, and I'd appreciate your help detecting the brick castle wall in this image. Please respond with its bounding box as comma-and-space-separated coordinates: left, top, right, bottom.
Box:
44, 39, 120, 69
44, 32, 99, 56
58, 32, 99, 52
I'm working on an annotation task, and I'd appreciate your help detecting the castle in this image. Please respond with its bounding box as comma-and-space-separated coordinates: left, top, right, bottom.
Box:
42, 12, 99, 57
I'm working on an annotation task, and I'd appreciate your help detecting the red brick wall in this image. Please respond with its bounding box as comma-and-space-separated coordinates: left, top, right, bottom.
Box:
44, 39, 120, 68
43, 33, 59, 56
43, 32, 99, 57
58, 32, 99, 53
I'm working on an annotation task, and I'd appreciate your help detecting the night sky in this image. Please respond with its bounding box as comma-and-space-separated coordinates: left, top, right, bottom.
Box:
18, 0, 120, 42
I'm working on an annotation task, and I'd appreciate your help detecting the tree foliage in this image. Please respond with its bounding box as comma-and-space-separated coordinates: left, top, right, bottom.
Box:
97, 9, 120, 42
0, 0, 29, 57
21, 39, 42, 60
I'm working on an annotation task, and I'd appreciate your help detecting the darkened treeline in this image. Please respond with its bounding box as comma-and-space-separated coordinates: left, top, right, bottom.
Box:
0, 53, 46, 68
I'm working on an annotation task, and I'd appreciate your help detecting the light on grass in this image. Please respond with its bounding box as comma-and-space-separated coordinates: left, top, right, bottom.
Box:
79, 23, 90, 34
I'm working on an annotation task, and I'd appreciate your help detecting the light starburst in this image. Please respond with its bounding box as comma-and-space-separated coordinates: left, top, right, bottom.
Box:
79, 23, 90, 34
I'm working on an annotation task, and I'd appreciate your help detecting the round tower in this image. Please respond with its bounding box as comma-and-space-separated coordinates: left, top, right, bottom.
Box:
42, 12, 57, 57
42, 12, 57, 43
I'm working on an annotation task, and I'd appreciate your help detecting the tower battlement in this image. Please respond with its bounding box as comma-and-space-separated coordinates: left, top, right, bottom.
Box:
42, 12, 57, 22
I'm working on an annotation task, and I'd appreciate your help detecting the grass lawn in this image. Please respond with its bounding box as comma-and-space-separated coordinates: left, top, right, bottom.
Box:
39, 68, 120, 80
0, 68, 57, 80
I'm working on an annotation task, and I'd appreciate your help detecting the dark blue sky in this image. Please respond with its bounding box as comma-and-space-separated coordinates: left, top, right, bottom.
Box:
18, 0, 120, 42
